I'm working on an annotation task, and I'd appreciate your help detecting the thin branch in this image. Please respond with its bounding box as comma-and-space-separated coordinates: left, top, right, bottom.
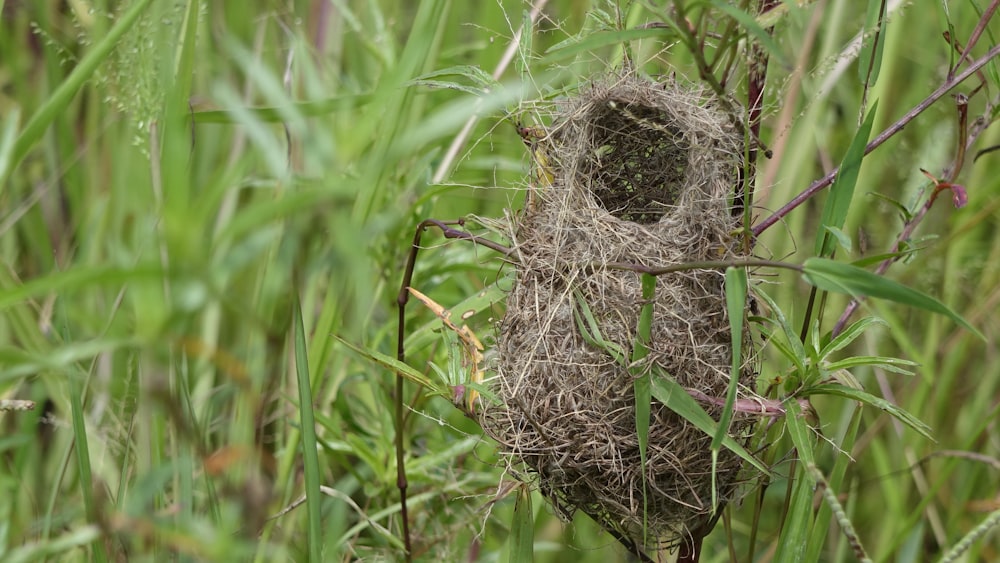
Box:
832, 93, 982, 335
950, 0, 1000, 80
753, 42, 1000, 237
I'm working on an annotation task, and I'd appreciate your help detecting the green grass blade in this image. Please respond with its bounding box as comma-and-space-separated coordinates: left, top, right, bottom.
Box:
293, 294, 323, 562
572, 291, 627, 364
9, 0, 154, 180
649, 376, 769, 475
710, 1, 789, 67
814, 102, 879, 257
68, 378, 107, 563
806, 407, 862, 561
3, 526, 102, 563
802, 257, 983, 339
823, 356, 915, 375
508, 484, 534, 563
859, 0, 888, 87
334, 336, 436, 389
0, 107, 19, 187
752, 287, 806, 373
542, 28, 676, 63
0, 266, 164, 313
819, 317, 885, 358
713, 267, 747, 451
803, 383, 932, 439
774, 399, 816, 562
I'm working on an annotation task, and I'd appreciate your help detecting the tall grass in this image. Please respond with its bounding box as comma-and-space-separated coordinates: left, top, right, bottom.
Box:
1, 1, 998, 561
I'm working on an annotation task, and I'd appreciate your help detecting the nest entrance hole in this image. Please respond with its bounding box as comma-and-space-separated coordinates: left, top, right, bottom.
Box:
583, 100, 690, 224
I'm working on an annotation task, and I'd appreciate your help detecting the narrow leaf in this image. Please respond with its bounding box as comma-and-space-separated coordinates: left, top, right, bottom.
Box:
784, 398, 816, 466
508, 485, 534, 563
542, 28, 675, 62
815, 103, 878, 257
334, 336, 435, 389
712, 267, 747, 450
823, 226, 854, 254
293, 294, 323, 563
802, 258, 984, 339
572, 291, 627, 364
819, 317, 885, 359
804, 383, 933, 439
752, 287, 806, 373
649, 376, 769, 475
824, 356, 916, 375
710, 1, 789, 67
859, 0, 888, 87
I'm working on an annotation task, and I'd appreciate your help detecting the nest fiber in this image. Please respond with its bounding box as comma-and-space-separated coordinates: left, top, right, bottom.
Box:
481, 74, 758, 547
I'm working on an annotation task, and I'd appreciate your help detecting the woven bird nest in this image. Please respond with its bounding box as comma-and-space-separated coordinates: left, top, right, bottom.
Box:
478, 74, 761, 549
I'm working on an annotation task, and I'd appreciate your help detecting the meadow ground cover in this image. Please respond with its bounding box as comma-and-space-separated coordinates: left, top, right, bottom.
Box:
1, 1, 999, 561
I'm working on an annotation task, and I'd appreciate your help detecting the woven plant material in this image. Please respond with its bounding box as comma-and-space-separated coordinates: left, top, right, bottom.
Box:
479, 74, 760, 548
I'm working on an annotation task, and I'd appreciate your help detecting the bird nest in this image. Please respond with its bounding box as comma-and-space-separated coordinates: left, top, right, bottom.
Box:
477, 74, 762, 549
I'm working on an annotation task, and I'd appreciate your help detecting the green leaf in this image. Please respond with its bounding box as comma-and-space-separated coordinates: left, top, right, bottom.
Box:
713, 268, 747, 451
783, 398, 816, 466
0, 107, 19, 188
334, 336, 436, 389
572, 291, 627, 365
542, 28, 676, 63
649, 376, 770, 475
859, 0, 888, 87
634, 373, 651, 535
293, 293, 323, 563
802, 258, 984, 339
803, 383, 932, 439
710, 1, 789, 67
631, 274, 657, 364
508, 485, 534, 563
815, 102, 878, 257
824, 356, 916, 375
867, 191, 913, 223
774, 399, 817, 562
819, 317, 885, 359
752, 287, 806, 373
190, 94, 371, 123
409, 65, 500, 93
8, 0, 154, 186
823, 226, 854, 254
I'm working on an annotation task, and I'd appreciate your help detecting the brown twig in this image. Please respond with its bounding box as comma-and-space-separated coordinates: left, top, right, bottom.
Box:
949, 0, 1000, 80
738, 0, 781, 222
752, 42, 1000, 237
393, 218, 510, 558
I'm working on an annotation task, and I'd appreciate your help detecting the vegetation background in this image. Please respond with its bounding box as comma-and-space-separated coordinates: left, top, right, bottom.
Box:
1, 0, 998, 561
